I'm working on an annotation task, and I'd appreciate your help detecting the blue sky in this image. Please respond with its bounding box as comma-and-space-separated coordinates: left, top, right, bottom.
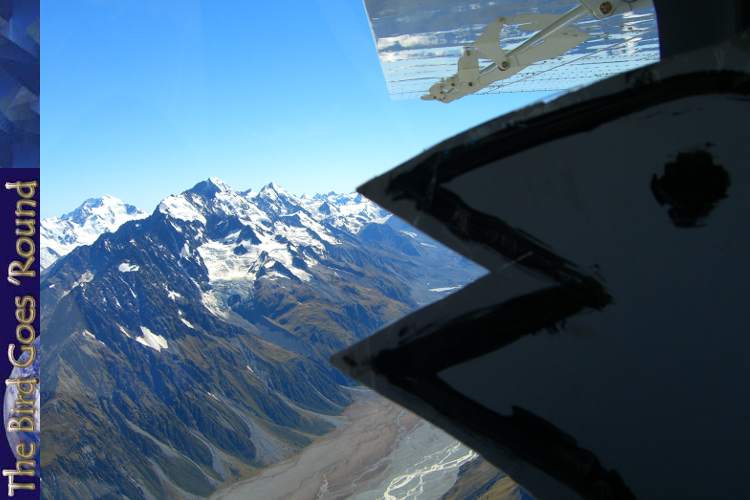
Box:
42, 0, 548, 217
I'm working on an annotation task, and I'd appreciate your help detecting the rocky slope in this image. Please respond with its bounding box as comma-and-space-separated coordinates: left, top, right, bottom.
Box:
442, 457, 528, 500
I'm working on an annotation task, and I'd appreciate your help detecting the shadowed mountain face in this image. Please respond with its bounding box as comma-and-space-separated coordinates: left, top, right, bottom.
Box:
41, 179, 483, 499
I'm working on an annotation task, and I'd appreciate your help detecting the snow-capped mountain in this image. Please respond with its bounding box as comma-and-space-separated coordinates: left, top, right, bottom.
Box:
41, 195, 148, 269
40, 180, 390, 271
156, 178, 396, 290
42, 178, 483, 499
301, 190, 391, 234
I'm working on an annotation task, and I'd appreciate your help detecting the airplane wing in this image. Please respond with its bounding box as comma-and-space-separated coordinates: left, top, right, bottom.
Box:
423, 14, 590, 102
364, 0, 660, 100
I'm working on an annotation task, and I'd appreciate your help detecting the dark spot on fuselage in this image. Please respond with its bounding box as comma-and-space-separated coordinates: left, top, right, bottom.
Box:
651, 150, 730, 227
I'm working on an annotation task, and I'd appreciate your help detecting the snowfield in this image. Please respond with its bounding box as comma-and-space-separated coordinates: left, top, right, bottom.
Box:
136, 326, 169, 352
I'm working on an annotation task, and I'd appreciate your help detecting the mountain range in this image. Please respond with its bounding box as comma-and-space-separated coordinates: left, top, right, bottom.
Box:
41, 178, 484, 499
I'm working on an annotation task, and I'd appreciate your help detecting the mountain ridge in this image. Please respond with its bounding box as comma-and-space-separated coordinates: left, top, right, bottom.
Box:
42, 179, 394, 270
42, 178, 484, 499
